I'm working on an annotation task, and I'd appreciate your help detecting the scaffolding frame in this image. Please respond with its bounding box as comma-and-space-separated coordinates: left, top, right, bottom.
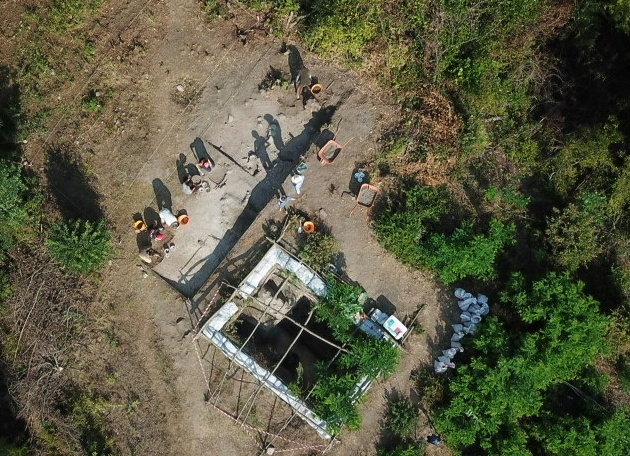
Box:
190, 251, 350, 454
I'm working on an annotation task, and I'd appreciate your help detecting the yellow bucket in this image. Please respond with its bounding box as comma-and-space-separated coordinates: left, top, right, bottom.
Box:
178, 214, 190, 225
133, 220, 147, 231
310, 83, 323, 95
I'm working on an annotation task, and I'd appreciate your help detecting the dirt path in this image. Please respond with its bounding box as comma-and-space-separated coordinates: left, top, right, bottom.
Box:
294, 142, 458, 455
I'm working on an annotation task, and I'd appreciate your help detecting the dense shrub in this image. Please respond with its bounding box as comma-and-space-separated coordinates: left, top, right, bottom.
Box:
299, 231, 338, 272
339, 336, 401, 379
376, 185, 514, 283
0, 162, 38, 250
374, 185, 450, 265
314, 275, 363, 342
434, 273, 610, 453
311, 369, 361, 434
386, 397, 418, 439
46, 219, 112, 275
420, 219, 515, 284
546, 192, 609, 271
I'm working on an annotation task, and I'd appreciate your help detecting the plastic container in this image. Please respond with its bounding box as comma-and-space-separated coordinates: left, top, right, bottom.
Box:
133, 220, 147, 231
178, 214, 190, 225
302, 221, 315, 233
159, 208, 179, 228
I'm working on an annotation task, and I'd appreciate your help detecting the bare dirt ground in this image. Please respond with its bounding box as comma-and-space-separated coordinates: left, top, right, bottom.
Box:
9, 0, 456, 454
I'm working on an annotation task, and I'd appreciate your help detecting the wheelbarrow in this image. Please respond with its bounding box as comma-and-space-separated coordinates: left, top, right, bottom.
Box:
318, 137, 353, 164
316, 119, 352, 164
350, 183, 379, 218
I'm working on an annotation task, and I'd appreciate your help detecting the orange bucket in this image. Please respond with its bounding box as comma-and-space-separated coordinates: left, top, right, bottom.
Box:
303, 221, 315, 233
178, 214, 190, 225
310, 83, 323, 95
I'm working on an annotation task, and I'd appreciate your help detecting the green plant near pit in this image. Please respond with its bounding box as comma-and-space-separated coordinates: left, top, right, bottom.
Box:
339, 335, 401, 379
311, 368, 362, 434
46, 219, 112, 275
298, 231, 339, 272
311, 335, 402, 433
314, 275, 363, 342
288, 362, 304, 396
309, 274, 404, 434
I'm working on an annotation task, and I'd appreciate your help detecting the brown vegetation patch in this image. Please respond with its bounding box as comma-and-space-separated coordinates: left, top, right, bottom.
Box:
391, 153, 457, 187
2, 244, 95, 443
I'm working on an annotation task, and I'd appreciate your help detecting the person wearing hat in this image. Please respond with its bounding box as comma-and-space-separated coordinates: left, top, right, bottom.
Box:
182, 175, 202, 194
196, 158, 213, 175
147, 222, 165, 241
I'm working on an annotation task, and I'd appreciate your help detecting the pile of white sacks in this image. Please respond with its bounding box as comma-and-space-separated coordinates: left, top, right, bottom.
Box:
434, 288, 490, 374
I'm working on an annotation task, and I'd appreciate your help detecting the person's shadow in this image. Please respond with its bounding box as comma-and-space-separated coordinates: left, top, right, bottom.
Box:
152, 178, 172, 211
190, 137, 211, 162
252, 130, 273, 171
176, 153, 199, 183
264, 114, 285, 152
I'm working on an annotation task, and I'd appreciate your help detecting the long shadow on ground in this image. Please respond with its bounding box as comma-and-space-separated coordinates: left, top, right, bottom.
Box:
45, 145, 103, 221
157, 104, 339, 298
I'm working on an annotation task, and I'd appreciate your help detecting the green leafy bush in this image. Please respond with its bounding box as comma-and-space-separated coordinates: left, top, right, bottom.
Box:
413, 368, 447, 411
311, 369, 361, 434
434, 273, 610, 453
386, 397, 418, 439
310, 276, 402, 434
374, 185, 450, 265
299, 231, 338, 272
0, 162, 38, 250
421, 219, 516, 284
339, 336, 401, 379
47, 219, 112, 275
546, 192, 609, 271
375, 184, 514, 283
314, 276, 363, 342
